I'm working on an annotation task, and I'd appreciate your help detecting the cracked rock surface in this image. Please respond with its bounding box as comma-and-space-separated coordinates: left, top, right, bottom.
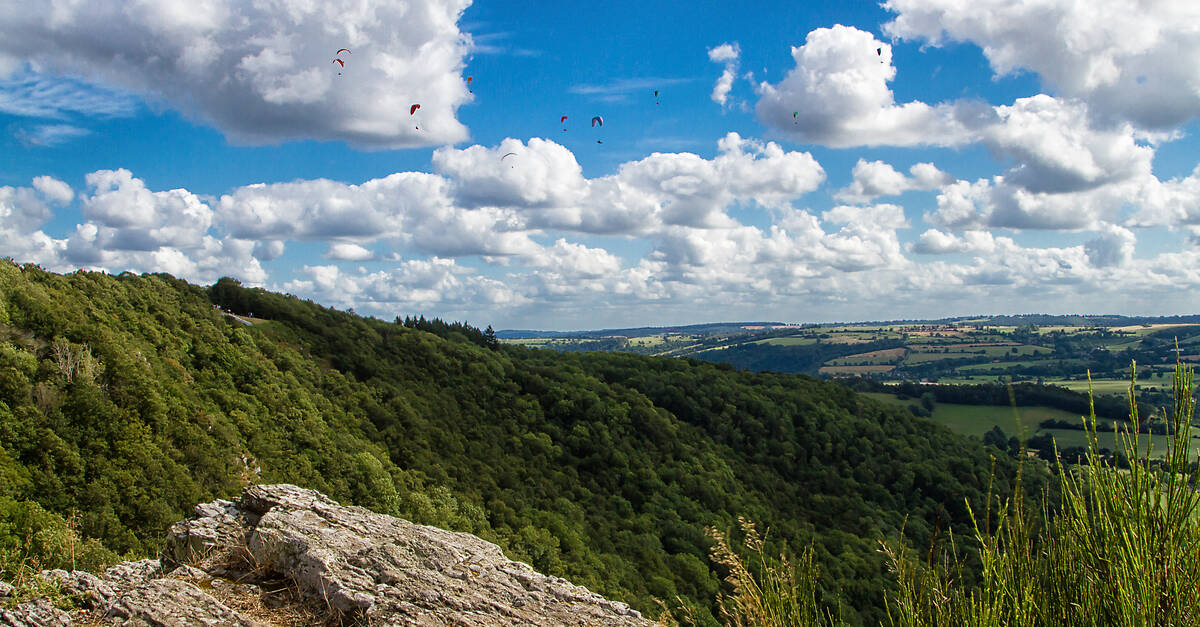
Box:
3, 484, 652, 626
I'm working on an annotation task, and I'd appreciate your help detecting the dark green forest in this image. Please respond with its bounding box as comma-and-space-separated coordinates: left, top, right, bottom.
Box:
0, 262, 1040, 624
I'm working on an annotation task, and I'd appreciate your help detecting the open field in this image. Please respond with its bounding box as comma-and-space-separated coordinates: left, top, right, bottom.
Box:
754, 336, 819, 346
819, 364, 896, 374
1112, 323, 1200, 335
827, 347, 906, 365
1044, 379, 1143, 395
865, 392, 1188, 458
505, 316, 1200, 392
625, 335, 667, 347
932, 403, 1083, 437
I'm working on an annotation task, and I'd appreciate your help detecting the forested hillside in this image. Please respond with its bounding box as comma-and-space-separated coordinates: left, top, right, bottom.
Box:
0, 262, 1039, 625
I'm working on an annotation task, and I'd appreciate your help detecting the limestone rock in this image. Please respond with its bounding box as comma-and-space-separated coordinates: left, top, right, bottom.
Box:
240, 485, 650, 625
0, 597, 72, 627
106, 579, 266, 627
4, 484, 654, 626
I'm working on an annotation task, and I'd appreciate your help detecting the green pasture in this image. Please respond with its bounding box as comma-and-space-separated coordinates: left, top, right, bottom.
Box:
1038, 427, 1193, 458
957, 360, 1045, 372
934, 375, 1007, 384
827, 347, 906, 366
753, 336, 818, 346
820, 360, 897, 369
903, 351, 959, 364
502, 338, 551, 345
864, 392, 1186, 458
932, 403, 1083, 438
1044, 378, 1144, 395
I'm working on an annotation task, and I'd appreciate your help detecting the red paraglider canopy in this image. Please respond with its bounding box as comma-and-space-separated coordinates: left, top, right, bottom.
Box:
337, 48, 351, 55
332, 59, 344, 67
410, 104, 421, 115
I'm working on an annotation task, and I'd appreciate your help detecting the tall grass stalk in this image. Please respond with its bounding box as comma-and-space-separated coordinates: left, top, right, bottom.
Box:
886, 359, 1200, 626
705, 517, 841, 627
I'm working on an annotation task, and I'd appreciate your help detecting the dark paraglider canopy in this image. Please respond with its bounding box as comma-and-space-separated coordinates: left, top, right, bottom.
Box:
337, 48, 351, 55
591, 116, 603, 127
411, 104, 421, 115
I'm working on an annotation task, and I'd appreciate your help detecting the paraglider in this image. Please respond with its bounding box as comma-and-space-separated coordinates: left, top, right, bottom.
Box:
333, 58, 344, 75
591, 116, 603, 127
337, 49, 351, 56
793, 111, 798, 124
560, 115, 568, 131
467, 76, 474, 93
411, 104, 421, 115
501, 152, 517, 168
654, 89, 660, 105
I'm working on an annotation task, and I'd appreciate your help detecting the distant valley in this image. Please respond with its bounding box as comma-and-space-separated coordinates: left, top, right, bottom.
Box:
501, 314, 1200, 395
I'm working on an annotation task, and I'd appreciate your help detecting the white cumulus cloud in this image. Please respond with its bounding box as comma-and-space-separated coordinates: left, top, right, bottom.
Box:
708, 42, 740, 107
756, 25, 977, 147
883, 0, 1200, 129
835, 159, 953, 203
983, 95, 1153, 193
0, 0, 474, 147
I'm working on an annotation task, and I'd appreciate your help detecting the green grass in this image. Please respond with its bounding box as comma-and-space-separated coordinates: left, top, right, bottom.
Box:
753, 336, 819, 346
903, 352, 970, 364
930, 404, 1081, 438
1043, 378, 1144, 395
955, 358, 1091, 372
866, 391, 1188, 458
933, 376, 1008, 384
884, 362, 1200, 626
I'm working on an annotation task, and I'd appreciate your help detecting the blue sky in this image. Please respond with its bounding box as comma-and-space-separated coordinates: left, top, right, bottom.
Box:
1, 0, 1199, 330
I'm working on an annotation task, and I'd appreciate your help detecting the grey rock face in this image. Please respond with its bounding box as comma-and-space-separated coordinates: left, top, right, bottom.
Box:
5, 484, 653, 626
0, 597, 72, 627
241, 485, 650, 626
106, 579, 266, 627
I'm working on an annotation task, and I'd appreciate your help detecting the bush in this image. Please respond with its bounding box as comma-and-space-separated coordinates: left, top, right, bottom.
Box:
0, 497, 118, 582
883, 360, 1200, 626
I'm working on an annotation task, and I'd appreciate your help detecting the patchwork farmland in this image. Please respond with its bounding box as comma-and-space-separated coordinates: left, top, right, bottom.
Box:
501, 315, 1200, 397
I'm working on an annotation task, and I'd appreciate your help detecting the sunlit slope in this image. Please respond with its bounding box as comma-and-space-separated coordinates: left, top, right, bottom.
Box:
0, 263, 1034, 625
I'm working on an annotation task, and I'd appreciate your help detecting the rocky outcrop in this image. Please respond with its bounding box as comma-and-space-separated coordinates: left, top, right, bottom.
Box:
2, 485, 654, 626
